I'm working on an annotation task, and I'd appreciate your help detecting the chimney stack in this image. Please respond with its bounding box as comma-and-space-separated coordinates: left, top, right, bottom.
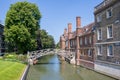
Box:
76, 16, 81, 28
68, 23, 72, 33
64, 28, 67, 36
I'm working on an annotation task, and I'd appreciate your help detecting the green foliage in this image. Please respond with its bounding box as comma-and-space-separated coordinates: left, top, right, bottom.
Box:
36, 30, 42, 50
4, 25, 30, 44
5, 1, 41, 36
4, 1, 41, 54
40, 29, 55, 49
3, 52, 27, 63
55, 42, 60, 49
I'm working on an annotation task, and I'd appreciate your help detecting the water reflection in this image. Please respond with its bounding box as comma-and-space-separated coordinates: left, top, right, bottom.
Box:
26, 55, 117, 80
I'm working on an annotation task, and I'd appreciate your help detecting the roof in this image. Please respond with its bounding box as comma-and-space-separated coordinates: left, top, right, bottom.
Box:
60, 22, 95, 40
82, 22, 95, 34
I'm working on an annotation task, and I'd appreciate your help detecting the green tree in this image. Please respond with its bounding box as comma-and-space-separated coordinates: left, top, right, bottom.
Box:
4, 1, 41, 54
40, 29, 55, 49
47, 35, 55, 48
55, 42, 60, 49
36, 30, 42, 50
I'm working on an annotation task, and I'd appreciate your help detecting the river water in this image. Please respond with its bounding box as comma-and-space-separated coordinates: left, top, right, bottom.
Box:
26, 54, 117, 80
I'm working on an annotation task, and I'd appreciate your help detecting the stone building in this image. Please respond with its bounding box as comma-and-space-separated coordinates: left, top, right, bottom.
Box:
94, 0, 120, 78
60, 17, 95, 69
0, 24, 5, 53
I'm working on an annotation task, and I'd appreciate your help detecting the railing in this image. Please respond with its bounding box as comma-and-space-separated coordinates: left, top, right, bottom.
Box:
57, 50, 75, 60
94, 0, 113, 12
27, 49, 59, 65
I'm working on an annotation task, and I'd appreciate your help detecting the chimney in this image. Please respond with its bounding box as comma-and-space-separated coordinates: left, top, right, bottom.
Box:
64, 28, 67, 36
76, 16, 81, 28
68, 23, 72, 33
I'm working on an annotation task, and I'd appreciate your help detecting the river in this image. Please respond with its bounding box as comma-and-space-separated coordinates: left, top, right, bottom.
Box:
26, 54, 117, 80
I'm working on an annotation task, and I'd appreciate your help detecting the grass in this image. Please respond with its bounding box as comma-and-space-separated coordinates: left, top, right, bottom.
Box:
0, 53, 27, 80
0, 60, 26, 80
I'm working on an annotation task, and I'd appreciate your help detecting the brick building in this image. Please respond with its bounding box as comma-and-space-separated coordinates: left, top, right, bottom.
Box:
60, 17, 95, 69
94, 0, 120, 78
79, 23, 95, 69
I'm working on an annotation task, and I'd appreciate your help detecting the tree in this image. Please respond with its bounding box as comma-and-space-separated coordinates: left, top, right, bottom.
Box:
36, 30, 42, 50
40, 29, 55, 49
47, 35, 55, 48
55, 42, 60, 49
4, 1, 41, 54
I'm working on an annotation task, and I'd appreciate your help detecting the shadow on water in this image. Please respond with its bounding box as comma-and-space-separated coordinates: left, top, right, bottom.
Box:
26, 55, 117, 80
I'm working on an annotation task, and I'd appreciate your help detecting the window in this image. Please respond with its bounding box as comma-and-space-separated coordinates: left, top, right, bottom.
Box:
73, 40, 74, 47
106, 8, 112, 18
0, 37, 1, 42
88, 49, 92, 57
80, 38, 82, 45
107, 45, 113, 56
85, 37, 87, 45
70, 40, 72, 47
89, 36, 92, 44
81, 50, 85, 56
66, 41, 68, 47
97, 45, 102, 55
97, 29, 102, 40
107, 25, 113, 38
96, 14, 102, 22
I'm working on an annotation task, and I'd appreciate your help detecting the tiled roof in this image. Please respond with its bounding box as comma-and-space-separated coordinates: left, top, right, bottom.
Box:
82, 22, 95, 35
60, 22, 95, 40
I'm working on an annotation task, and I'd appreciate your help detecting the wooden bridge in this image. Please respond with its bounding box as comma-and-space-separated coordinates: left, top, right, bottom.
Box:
57, 50, 76, 64
27, 49, 75, 65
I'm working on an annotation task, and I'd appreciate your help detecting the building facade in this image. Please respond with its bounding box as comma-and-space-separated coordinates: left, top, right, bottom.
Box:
94, 0, 120, 78
60, 17, 95, 69
79, 23, 95, 69
0, 24, 5, 53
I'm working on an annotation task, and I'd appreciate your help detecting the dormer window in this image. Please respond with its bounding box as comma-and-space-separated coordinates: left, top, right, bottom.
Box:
106, 8, 112, 18
96, 14, 102, 22
84, 28, 88, 32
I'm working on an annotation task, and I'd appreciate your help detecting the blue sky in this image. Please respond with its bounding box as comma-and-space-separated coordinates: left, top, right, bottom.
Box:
0, 0, 103, 43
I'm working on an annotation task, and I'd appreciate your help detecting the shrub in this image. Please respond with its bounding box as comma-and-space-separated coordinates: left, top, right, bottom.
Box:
3, 52, 27, 63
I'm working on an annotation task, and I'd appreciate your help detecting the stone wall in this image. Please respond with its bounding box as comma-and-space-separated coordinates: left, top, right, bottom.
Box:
95, 0, 120, 64
95, 61, 120, 79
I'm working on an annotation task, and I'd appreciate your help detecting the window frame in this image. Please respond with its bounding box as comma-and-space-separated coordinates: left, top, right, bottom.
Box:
107, 44, 114, 56
96, 13, 102, 22
89, 36, 92, 44
107, 24, 113, 39
97, 45, 102, 55
106, 8, 112, 18
88, 49, 92, 57
85, 37, 87, 45
65, 40, 68, 47
80, 38, 83, 46
97, 28, 102, 40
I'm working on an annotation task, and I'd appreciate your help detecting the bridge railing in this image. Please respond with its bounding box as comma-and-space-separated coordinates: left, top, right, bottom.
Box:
27, 49, 59, 59
57, 50, 75, 60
